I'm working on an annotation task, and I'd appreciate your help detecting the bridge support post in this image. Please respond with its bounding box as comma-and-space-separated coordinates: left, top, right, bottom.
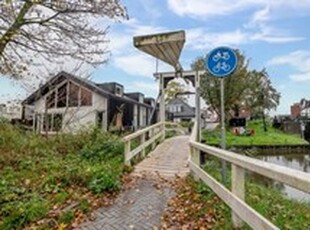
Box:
232, 165, 245, 228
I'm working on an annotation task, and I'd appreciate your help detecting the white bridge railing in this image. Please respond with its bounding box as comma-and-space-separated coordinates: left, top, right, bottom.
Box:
123, 122, 184, 166
189, 122, 310, 230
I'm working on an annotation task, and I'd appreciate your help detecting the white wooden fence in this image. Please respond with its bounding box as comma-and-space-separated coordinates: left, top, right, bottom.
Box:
189, 122, 310, 230
123, 122, 164, 166
123, 121, 186, 166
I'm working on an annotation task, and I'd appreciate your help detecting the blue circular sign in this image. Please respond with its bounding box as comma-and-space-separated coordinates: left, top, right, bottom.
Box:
206, 47, 238, 77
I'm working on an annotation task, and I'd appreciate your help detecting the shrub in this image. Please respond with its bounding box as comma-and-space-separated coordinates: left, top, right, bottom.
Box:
88, 170, 121, 194
0, 124, 124, 229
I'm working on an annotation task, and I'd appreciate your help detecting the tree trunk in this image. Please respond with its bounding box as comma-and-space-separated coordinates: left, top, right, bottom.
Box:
262, 111, 267, 132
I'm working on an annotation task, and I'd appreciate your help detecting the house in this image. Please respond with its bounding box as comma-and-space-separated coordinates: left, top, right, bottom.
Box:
291, 102, 301, 119
0, 100, 23, 121
22, 71, 155, 134
166, 98, 195, 122
300, 98, 310, 118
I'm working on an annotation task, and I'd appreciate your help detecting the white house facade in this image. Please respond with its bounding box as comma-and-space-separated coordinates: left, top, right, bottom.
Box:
22, 72, 156, 134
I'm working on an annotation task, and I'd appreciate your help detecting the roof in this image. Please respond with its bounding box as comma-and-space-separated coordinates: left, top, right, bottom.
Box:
22, 71, 152, 108
166, 97, 195, 118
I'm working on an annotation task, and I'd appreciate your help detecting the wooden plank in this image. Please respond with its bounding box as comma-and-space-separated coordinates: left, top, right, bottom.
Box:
189, 161, 279, 230
190, 141, 310, 193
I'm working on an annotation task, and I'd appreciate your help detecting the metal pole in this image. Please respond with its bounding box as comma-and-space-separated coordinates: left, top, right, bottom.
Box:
160, 74, 166, 140
220, 78, 227, 184
195, 70, 201, 142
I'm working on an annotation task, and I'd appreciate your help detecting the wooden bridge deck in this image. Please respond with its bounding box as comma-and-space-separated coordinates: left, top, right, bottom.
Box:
133, 135, 190, 178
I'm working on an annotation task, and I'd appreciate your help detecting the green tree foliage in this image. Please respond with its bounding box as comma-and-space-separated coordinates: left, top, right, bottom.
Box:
165, 80, 187, 103
192, 51, 280, 126
192, 51, 250, 119
0, 0, 127, 79
246, 69, 280, 131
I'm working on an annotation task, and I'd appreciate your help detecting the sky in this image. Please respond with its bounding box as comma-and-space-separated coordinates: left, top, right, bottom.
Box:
1, 0, 310, 114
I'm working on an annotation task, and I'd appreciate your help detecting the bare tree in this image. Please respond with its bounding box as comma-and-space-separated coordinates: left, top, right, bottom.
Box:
0, 0, 127, 79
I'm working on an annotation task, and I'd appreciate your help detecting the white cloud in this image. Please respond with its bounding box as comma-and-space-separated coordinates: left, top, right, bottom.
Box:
289, 73, 310, 82
114, 54, 155, 78
186, 28, 249, 50
167, 0, 310, 19
268, 50, 310, 82
246, 8, 305, 44
268, 51, 310, 72
129, 81, 159, 97
251, 33, 304, 43
167, 0, 247, 18
114, 54, 173, 78
251, 6, 271, 25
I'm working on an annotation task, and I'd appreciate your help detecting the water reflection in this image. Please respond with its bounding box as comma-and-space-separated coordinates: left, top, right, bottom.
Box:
252, 154, 310, 202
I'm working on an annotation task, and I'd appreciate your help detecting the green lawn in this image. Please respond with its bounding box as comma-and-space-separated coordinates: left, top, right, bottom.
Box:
202, 120, 308, 146
201, 158, 310, 229
0, 121, 126, 229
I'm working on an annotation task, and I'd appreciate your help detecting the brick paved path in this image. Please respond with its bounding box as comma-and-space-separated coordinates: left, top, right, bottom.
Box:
78, 136, 189, 230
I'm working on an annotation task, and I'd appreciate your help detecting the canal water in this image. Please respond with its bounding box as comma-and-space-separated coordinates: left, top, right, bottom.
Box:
255, 154, 310, 202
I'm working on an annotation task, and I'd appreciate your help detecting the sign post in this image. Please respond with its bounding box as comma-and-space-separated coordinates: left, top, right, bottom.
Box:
206, 47, 238, 184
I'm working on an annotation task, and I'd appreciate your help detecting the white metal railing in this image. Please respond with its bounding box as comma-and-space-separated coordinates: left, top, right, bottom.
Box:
189, 122, 310, 230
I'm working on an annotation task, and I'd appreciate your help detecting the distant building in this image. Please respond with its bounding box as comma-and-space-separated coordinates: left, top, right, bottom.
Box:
22, 71, 156, 134
290, 103, 301, 119
166, 98, 195, 122
0, 101, 23, 121
300, 98, 310, 118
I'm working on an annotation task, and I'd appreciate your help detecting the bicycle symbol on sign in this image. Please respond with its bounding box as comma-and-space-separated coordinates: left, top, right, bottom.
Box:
212, 62, 231, 73
212, 51, 230, 62
211, 51, 231, 73
206, 47, 237, 77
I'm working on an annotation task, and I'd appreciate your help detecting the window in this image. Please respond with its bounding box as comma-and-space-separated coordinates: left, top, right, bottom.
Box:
53, 114, 63, 131
80, 87, 92, 106
46, 91, 56, 108
69, 82, 79, 107
115, 86, 123, 96
97, 111, 103, 128
46, 81, 92, 109
43, 113, 63, 132
177, 105, 183, 112
57, 82, 67, 108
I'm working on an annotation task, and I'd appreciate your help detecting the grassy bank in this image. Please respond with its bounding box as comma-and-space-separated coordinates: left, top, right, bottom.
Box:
163, 160, 310, 229
202, 120, 308, 146
0, 121, 125, 229
202, 158, 310, 229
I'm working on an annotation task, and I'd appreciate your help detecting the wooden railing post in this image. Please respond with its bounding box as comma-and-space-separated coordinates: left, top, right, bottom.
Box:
140, 132, 146, 157
161, 122, 165, 141
151, 128, 155, 150
231, 165, 245, 228
124, 140, 131, 166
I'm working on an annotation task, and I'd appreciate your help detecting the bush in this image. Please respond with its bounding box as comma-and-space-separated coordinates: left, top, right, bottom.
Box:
88, 170, 121, 193
0, 124, 124, 229
79, 129, 124, 161
180, 121, 194, 128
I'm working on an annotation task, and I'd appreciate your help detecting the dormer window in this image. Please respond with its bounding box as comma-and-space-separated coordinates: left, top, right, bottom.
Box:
115, 85, 123, 96
139, 94, 144, 103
